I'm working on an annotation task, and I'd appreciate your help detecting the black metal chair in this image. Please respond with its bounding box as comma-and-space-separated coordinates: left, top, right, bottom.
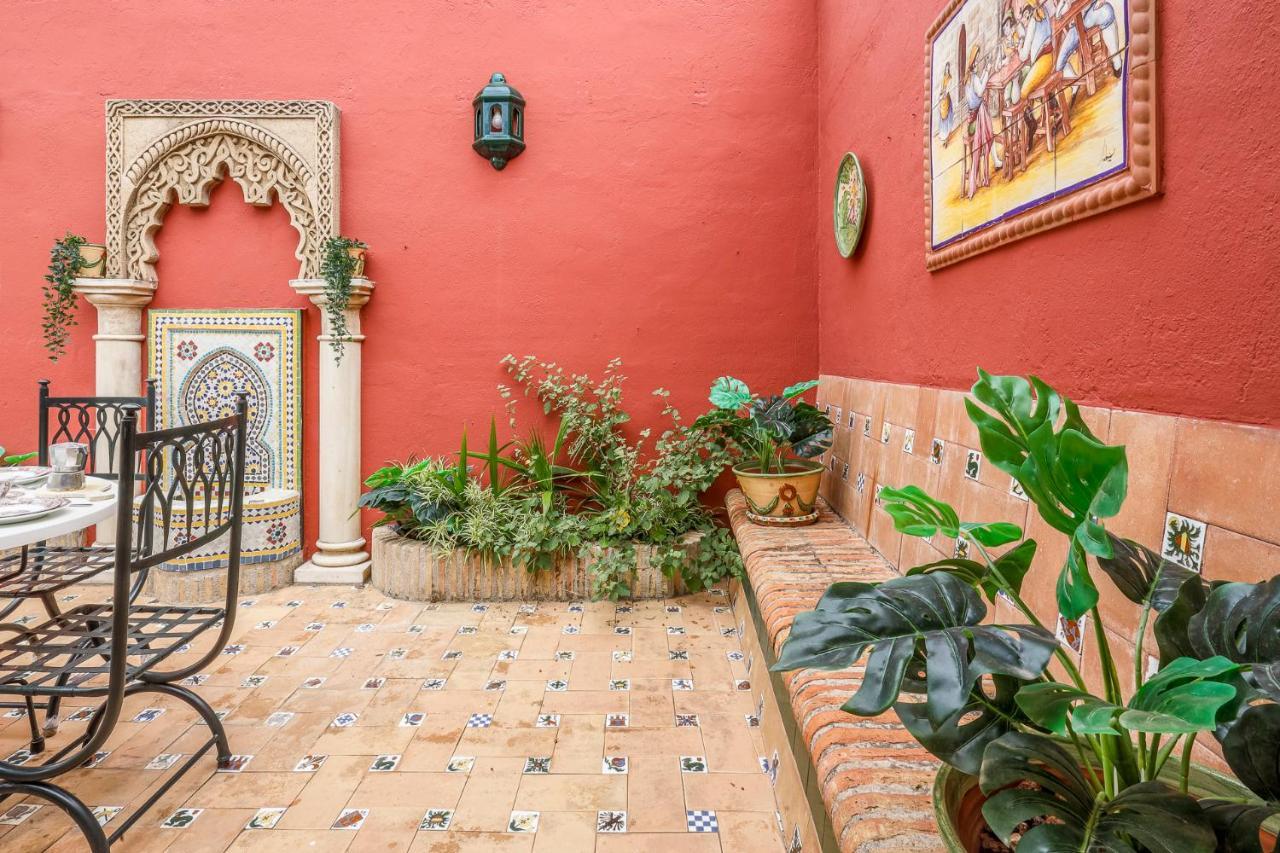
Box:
0, 399, 246, 852
0, 380, 157, 620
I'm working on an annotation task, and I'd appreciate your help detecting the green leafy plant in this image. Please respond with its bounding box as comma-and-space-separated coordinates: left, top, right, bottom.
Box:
319, 236, 366, 365
360, 357, 743, 598
42, 233, 90, 361
0, 446, 37, 467
693, 376, 833, 473
774, 370, 1280, 852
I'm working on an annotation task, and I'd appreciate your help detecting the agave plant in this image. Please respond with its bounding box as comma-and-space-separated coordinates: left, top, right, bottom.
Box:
693, 376, 833, 474
774, 370, 1279, 852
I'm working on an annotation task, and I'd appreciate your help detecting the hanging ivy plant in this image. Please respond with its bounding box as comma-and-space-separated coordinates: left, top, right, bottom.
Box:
319, 236, 367, 364
42, 233, 88, 362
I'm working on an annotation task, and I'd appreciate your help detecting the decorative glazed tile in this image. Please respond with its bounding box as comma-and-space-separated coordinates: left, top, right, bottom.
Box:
726, 651, 744, 662
672, 679, 694, 691
498, 649, 519, 661
874, 484, 885, 506
443, 650, 463, 660
93, 806, 123, 827
216, 754, 253, 772
546, 679, 569, 692
387, 647, 408, 660
131, 708, 165, 723
363, 677, 386, 689
407, 624, 426, 634
472, 603, 488, 613
880, 422, 892, 444
848, 411, 858, 430
555, 651, 576, 662
370, 754, 401, 772
1009, 477, 1028, 501
766, 749, 780, 785
903, 429, 916, 454
863, 416, 872, 437
563, 625, 581, 635
3, 749, 30, 765
568, 602, 585, 613
242, 675, 269, 688
146, 753, 182, 771
293, 754, 328, 772
301, 676, 326, 689
612, 650, 633, 663
332, 808, 368, 830
331, 712, 359, 728
484, 680, 507, 692
423, 678, 448, 690
400, 712, 426, 727
304, 622, 325, 631
524, 756, 552, 774
519, 604, 538, 614
856, 471, 866, 493
1162, 512, 1206, 572
284, 599, 303, 607
597, 810, 628, 833
615, 605, 632, 614
954, 537, 970, 558
245, 807, 287, 830
602, 755, 629, 774
329, 647, 353, 658
222, 644, 244, 656
930, 438, 945, 465
457, 626, 478, 635
420, 809, 454, 831
606, 713, 629, 728
665, 604, 682, 614
466, 713, 493, 728
508, 811, 540, 833
1056, 613, 1088, 656
734, 679, 751, 691
609, 679, 630, 692
447, 756, 476, 773
161, 808, 202, 829
82, 751, 110, 769
745, 713, 761, 728
841, 462, 850, 481
686, 809, 719, 833
613, 626, 632, 636
254, 620, 276, 630
680, 755, 708, 773
182, 674, 210, 687
676, 714, 700, 727
965, 450, 982, 481
669, 650, 689, 660
330, 600, 347, 609
376, 601, 395, 611
535, 714, 561, 728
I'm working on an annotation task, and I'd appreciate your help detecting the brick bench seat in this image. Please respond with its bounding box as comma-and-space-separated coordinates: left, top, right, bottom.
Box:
726, 490, 944, 853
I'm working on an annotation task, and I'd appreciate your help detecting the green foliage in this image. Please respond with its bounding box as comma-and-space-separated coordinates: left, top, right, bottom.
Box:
693, 376, 832, 474
773, 369, 1280, 851
1, 451, 37, 468
42, 233, 88, 361
360, 356, 743, 599
319, 236, 366, 365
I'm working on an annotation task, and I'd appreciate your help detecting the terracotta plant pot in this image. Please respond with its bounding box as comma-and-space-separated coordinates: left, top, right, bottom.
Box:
733, 459, 824, 526
347, 245, 367, 278
78, 243, 106, 279
933, 762, 1278, 852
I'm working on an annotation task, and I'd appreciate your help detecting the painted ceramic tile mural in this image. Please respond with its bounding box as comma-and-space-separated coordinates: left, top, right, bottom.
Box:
149, 310, 302, 492
926, 0, 1155, 267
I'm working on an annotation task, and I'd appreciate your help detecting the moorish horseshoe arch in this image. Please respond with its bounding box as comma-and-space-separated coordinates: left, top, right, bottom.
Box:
76, 99, 374, 583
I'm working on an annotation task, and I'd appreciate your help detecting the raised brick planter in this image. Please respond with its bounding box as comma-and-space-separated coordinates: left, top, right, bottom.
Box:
727, 489, 944, 853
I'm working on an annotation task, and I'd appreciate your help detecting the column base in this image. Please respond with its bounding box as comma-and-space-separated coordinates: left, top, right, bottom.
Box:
294, 558, 371, 585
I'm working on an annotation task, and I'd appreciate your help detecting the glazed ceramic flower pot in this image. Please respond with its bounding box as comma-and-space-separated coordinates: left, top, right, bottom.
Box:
733, 459, 823, 526
933, 762, 1277, 852
78, 243, 106, 278
347, 245, 367, 278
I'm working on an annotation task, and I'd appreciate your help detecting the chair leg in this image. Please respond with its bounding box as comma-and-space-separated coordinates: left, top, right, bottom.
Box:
0, 780, 109, 852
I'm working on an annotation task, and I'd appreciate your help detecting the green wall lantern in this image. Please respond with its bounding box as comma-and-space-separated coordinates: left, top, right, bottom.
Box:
472, 72, 526, 171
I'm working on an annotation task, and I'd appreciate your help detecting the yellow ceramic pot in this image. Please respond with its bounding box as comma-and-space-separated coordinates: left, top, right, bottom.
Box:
347, 245, 367, 278
78, 243, 106, 278
733, 459, 824, 526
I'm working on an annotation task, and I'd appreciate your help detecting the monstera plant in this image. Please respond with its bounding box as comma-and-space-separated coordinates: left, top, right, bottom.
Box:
774, 370, 1279, 852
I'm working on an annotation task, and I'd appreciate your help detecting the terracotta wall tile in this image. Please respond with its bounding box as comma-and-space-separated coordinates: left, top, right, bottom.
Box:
884, 383, 920, 427
1170, 418, 1280, 546
933, 390, 978, 448
1106, 411, 1176, 552
1202, 525, 1280, 584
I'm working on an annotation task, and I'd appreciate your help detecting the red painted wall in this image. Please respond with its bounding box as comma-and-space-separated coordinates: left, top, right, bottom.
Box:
0, 1, 820, 552
816, 0, 1280, 426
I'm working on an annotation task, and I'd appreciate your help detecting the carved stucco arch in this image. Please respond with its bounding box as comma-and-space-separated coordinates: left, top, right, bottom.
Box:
122, 119, 320, 281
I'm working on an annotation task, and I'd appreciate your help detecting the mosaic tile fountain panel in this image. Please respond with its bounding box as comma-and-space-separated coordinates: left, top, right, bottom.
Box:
148, 310, 303, 572
149, 310, 301, 492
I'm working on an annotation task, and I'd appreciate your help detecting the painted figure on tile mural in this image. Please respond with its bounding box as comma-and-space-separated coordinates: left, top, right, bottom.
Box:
1056, 0, 1124, 84
936, 61, 958, 141
964, 45, 995, 198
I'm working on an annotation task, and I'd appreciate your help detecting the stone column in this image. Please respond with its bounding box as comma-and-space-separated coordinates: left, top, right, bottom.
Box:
290, 278, 374, 584
73, 278, 157, 546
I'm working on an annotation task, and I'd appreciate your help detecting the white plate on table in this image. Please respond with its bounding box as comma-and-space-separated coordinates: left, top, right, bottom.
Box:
0, 492, 70, 525
0, 466, 52, 487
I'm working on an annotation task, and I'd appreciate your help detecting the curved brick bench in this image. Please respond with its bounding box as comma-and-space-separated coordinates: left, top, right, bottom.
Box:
726, 490, 944, 853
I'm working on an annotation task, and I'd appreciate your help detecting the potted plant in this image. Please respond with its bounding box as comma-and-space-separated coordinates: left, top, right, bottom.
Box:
42, 233, 105, 362
319, 236, 367, 364
774, 370, 1279, 852
694, 377, 833, 526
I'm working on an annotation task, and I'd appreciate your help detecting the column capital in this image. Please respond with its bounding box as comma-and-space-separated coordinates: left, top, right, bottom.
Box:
289, 278, 375, 310
73, 278, 157, 309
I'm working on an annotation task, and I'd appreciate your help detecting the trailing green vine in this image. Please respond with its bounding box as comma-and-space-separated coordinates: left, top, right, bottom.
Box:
42, 233, 88, 361
319, 236, 366, 364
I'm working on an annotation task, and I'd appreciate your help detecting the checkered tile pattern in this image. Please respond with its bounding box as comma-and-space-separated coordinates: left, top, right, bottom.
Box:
465, 713, 492, 728
686, 810, 719, 833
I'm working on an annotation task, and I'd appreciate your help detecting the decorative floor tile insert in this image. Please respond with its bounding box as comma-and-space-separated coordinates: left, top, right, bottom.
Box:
686, 809, 719, 833
508, 811, 540, 833
1162, 511, 1207, 572
332, 808, 368, 830
524, 756, 552, 774
597, 811, 628, 833
245, 807, 287, 830
420, 809, 454, 831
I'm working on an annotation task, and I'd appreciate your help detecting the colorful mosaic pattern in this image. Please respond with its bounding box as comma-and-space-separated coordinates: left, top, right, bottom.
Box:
149, 310, 302, 492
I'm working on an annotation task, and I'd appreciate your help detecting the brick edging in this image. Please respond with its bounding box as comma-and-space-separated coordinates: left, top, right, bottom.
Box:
727, 490, 944, 853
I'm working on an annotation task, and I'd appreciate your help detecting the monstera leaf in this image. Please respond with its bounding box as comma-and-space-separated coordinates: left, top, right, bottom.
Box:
880, 486, 1023, 547
772, 573, 1056, 754
1097, 534, 1202, 612
781, 379, 819, 401
964, 371, 1129, 620
1188, 579, 1280, 665
1222, 704, 1280, 803
708, 376, 753, 411
1199, 800, 1280, 853
898, 673, 1031, 775
981, 732, 1217, 853
906, 539, 1038, 603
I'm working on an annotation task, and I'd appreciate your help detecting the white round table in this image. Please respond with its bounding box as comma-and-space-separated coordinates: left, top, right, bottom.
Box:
0, 488, 118, 551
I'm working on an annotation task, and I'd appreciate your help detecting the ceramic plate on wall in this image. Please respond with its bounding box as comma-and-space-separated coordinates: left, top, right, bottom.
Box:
833, 152, 867, 258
